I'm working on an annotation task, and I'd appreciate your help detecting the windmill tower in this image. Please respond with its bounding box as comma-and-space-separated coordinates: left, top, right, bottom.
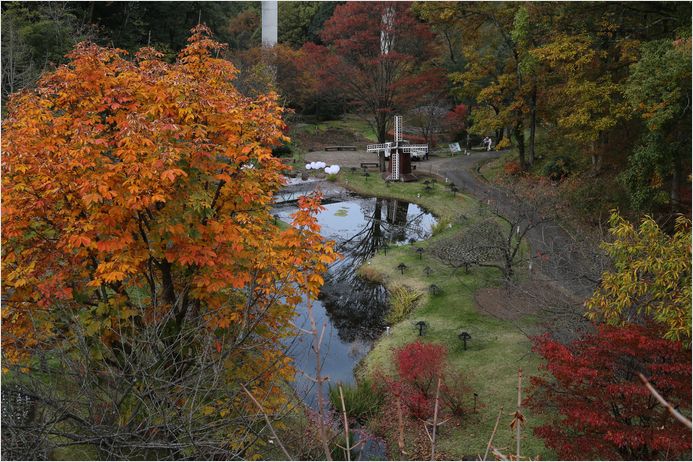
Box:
367, 116, 428, 182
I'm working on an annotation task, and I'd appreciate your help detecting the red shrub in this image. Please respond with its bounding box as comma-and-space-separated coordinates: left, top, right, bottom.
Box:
383, 341, 475, 420
394, 341, 446, 396
443, 103, 468, 134
527, 324, 692, 460
503, 161, 522, 176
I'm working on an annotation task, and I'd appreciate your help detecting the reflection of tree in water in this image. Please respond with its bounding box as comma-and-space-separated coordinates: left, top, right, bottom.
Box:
387, 200, 410, 242
320, 198, 433, 343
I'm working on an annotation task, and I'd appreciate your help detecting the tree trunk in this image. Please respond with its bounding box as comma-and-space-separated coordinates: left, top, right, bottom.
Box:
671, 153, 681, 205
376, 114, 388, 172
513, 122, 526, 170
528, 84, 537, 166
591, 134, 606, 173
505, 257, 514, 279
376, 114, 387, 143
591, 153, 602, 172
88, 1, 95, 24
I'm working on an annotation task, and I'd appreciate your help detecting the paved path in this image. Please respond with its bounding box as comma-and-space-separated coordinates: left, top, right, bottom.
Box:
426, 152, 601, 302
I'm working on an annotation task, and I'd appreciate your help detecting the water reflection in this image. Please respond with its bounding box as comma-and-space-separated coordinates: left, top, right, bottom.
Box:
273, 184, 437, 405
320, 198, 436, 343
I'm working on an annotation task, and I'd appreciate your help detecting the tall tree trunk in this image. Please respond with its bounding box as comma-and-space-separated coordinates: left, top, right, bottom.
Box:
513, 122, 526, 170
528, 84, 537, 166
591, 133, 607, 173
376, 113, 387, 143
376, 114, 388, 172
670, 153, 681, 205
88, 1, 95, 24
590, 153, 602, 172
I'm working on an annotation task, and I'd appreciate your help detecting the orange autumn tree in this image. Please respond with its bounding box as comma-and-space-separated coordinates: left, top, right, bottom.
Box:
1, 26, 335, 459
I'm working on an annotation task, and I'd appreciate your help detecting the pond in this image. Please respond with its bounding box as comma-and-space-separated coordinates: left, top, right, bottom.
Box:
273, 181, 437, 407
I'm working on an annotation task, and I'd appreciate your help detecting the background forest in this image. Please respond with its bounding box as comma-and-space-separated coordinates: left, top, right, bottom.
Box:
2, 1, 691, 221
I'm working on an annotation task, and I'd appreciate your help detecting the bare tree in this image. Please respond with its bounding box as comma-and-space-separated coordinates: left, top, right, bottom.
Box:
1, 302, 305, 460
305, 299, 334, 461
406, 104, 448, 146
430, 199, 545, 279
1, 14, 38, 105
1, 2, 97, 108
434, 181, 610, 341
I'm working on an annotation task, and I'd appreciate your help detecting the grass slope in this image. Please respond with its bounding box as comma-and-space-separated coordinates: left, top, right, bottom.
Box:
340, 170, 554, 460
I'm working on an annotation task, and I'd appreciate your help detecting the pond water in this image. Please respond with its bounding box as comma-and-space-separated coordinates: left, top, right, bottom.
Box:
273, 182, 437, 407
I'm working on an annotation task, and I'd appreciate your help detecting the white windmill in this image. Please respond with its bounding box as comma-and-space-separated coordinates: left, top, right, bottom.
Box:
367, 115, 429, 181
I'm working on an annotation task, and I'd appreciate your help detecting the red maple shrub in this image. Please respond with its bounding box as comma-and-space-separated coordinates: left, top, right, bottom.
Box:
381, 341, 475, 420
527, 324, 692, 460
394, 340, 447, 395
504, 160, 522, 176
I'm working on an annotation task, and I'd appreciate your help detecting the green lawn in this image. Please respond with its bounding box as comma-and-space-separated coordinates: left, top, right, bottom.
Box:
338, 171, 554, 460
339, 170, 476, 224
292, 114, 378, 142
314, 114, 378, 142
478, 150, 515, 183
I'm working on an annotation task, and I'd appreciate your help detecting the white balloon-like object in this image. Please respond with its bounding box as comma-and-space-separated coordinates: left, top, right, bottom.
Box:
305, 160, 342, 174
306, 161, 330, 171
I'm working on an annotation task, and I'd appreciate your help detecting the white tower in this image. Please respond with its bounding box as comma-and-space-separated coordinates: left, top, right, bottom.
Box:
262, 1, 278, 47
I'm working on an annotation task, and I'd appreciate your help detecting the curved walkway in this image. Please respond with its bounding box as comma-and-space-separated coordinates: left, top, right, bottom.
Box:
427, 152, 600, 302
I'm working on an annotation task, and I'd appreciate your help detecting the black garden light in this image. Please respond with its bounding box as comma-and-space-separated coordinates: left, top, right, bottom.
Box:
397, 263, 408, 275
415, 247, 424, 260
458, 331, 471, 350
428, 284, 441, 296
415, 320, 428, 336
